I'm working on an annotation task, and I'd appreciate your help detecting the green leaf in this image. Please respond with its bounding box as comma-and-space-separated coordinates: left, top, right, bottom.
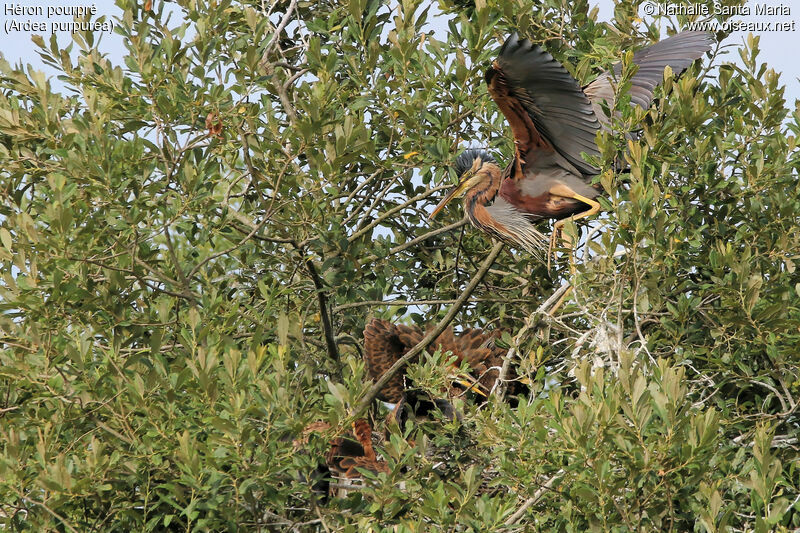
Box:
0, 228, 12, 252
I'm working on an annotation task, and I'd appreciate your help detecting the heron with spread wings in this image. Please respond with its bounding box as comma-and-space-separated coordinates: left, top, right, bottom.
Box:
362, 318, 524, 409
429, 31, 714, 259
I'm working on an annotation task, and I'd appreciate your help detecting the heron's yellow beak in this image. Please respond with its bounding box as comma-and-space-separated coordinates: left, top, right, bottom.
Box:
455, 377, 488, 397
429, 179, 470, 219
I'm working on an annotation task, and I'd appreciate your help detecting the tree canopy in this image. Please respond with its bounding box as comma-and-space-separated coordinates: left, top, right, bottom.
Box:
1, 0, 799, 531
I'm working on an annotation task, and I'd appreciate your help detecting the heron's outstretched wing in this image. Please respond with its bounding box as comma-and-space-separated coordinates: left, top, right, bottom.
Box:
583, 31, 714, 122
486, 32, 602, 177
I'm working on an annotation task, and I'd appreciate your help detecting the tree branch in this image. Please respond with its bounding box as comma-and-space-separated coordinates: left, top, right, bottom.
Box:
494, 283, 571, 400
347, 184, 450, 243
303, 257, 339, 362
332, 295, 531, 313
504, 469, 564, 526
163, 226, 190, 290
263, 0, 298, 59
186, 207, 269, 281
361, 217, 468, 264
217, 205, 338, 361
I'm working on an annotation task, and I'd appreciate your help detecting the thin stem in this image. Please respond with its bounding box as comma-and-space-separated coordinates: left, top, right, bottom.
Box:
503, 470, 564, 526
361, 217, 469, 264
347, 185, 450, 243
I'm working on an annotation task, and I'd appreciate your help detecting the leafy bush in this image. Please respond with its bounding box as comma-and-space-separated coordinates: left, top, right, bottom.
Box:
1, 0, 798, 530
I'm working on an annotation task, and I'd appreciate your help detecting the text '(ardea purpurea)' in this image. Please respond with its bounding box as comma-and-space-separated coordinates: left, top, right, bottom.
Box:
429, 31, 714, 259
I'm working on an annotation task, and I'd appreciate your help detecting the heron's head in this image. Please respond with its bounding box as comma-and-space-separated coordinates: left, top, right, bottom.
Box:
429, 149, 497, 219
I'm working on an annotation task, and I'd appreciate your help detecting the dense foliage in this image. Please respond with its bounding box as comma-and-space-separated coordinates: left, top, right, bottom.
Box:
1, 0, 798, 530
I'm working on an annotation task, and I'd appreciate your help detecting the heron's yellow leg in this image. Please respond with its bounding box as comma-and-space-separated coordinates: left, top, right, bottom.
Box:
545, 185, 601, 312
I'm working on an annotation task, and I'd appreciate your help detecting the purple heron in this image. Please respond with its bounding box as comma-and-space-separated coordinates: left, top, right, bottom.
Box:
429, 31, 714, 258
362, 318, 524, 406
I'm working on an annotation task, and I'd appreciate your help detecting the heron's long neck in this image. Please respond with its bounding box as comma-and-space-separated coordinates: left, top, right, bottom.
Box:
465, 164, 503, 210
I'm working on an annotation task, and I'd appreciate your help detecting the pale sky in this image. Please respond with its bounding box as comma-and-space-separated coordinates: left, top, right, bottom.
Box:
1, 1, 798, 104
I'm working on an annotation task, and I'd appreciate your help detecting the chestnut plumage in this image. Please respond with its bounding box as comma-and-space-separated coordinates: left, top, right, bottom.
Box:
430, 31, 714, 259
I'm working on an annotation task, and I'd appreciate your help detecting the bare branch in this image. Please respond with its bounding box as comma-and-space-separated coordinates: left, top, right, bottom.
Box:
18, 493, 80, 533
350, 174, 402, 233
494, 283, 571, 400
284, 68, 310, 88
333, 295, 532, 313
344, 169, 384, 205
504, 470, 564, 526
187, 192, 272, 282
304, 257, 340, 362
263, 0, 299, 60
347, 185, 450, 243
273, 81, 297, 124
361, 217, 469, 264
